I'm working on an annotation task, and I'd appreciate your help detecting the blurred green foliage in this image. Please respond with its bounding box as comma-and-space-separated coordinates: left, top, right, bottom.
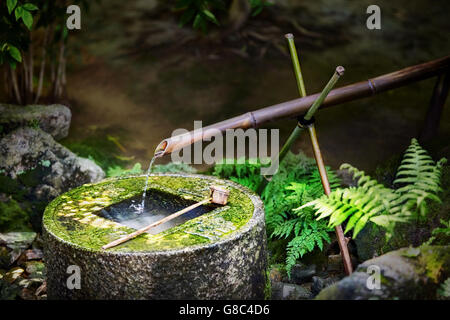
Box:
175, 0, 272, 33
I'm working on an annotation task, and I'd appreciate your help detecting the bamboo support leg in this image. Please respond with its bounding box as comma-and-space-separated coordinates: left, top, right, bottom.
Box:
305, 123, 353, 275
419, 73, 450, 143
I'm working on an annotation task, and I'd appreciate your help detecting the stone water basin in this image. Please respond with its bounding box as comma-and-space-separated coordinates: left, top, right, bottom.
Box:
43, 173, 268, 299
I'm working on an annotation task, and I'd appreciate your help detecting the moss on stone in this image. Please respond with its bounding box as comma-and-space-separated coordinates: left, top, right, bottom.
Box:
416, 245, 450, 282
43, 174, 254, 252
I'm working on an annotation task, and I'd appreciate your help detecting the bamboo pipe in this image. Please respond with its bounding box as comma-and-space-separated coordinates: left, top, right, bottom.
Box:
155, 55, 450, 156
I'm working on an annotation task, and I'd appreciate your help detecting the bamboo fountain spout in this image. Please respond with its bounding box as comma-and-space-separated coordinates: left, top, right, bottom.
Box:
154, 55, 450, 157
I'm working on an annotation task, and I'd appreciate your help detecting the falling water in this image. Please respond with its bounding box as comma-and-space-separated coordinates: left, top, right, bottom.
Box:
131, 155, 157, 214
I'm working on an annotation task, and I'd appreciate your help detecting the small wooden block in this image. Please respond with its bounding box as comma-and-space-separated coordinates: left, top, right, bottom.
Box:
210, 185, 230, 205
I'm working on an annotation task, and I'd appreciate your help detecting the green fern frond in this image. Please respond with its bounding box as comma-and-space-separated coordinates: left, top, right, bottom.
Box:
303, 138, 446, 240
285, 219, 331, 275
298, 186, 393, 237
393, 138, 446, 218
438, 278, 450, 298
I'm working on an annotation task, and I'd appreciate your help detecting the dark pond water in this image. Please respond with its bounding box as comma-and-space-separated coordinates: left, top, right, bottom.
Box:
98, 190, 213, 234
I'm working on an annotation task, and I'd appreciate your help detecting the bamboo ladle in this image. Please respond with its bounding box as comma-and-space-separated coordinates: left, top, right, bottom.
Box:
102, 185, 230, 250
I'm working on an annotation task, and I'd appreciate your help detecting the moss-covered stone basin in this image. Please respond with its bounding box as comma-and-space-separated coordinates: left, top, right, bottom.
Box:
43, 173, 267, 299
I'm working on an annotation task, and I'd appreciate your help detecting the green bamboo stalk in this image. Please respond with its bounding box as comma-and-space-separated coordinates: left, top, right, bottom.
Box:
257, 34, 308, 194
285, 33, 307, 97
304, 66, 345, 121
276, 34, 308, 164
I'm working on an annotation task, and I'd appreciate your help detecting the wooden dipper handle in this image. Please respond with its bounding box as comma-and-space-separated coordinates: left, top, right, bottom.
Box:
102, 198, 211, 250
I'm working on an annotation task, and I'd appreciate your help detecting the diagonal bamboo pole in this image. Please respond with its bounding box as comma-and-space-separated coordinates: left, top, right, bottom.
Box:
301, 120, 353, 275
295, 64, 353, 275
275, 33, 353, 274
257, 34, 308, 193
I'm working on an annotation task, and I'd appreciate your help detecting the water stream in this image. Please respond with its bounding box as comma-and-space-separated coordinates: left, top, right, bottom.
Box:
131, 155, 158, 213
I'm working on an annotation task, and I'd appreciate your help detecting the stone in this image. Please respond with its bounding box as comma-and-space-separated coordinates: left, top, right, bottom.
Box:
20, 288, 36, 300
269, 264, 287, 283
0, 127, 105, 201
0, 232, 36, 251
3, 267, 24, 284
336, 168, 358, 187
354, 221, 431, 262
327, 254, 344, 272
0, 104, 71, 140
311, 276, 340, 296
290, 263, 316, 284
316, 245, 450, 300
354, 223, 386, 261
0, 278, 21, 300
44, 173, 268, 299
25, 261, 46, 279
24, 249, 44, 260
271, 282, 312, 300
0, 247, 10, 269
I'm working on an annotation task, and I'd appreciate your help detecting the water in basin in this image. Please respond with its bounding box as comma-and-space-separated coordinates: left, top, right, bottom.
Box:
98, 190, 214, 234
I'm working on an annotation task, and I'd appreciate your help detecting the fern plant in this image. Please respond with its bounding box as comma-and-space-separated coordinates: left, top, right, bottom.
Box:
298, 138, 446, 238
393, 139, 446, 218
425, 219, 450, 245
213, 152, 339, 275
438, 278, 450, 298
213, 157, 265, 192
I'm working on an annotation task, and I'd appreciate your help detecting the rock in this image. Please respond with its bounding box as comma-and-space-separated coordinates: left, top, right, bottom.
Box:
35, 281, 46, 297
24, 249, 44, 261
3, 267, 24, 284
25, 261, 46, 280
0, 278, 21, 300
0, 247, 10, 269
327, 254, 344, 272
271, 281, 312, 300
290, 263, 316, 284
354, 223, 386, 261
269, 264, 287, 283
316, 245, 450, 300
311, 276, 340, 296
20, 287, 36, 300
327, 254, 358, 273
336, 168, 358, 187
0, 232, 36, 251
0, 127, 105, 201
0, 104, 71, 140
354, 222, 431, 262
9, 249, 23, 265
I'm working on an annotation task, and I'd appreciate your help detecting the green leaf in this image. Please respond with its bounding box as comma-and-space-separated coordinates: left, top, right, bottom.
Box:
8, 45, 22, 62
15, 6, 23, 20
21, 10, 34, 30
202, 9, 219, 25
7, 0, 17, 14
22, 3, 38, 11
